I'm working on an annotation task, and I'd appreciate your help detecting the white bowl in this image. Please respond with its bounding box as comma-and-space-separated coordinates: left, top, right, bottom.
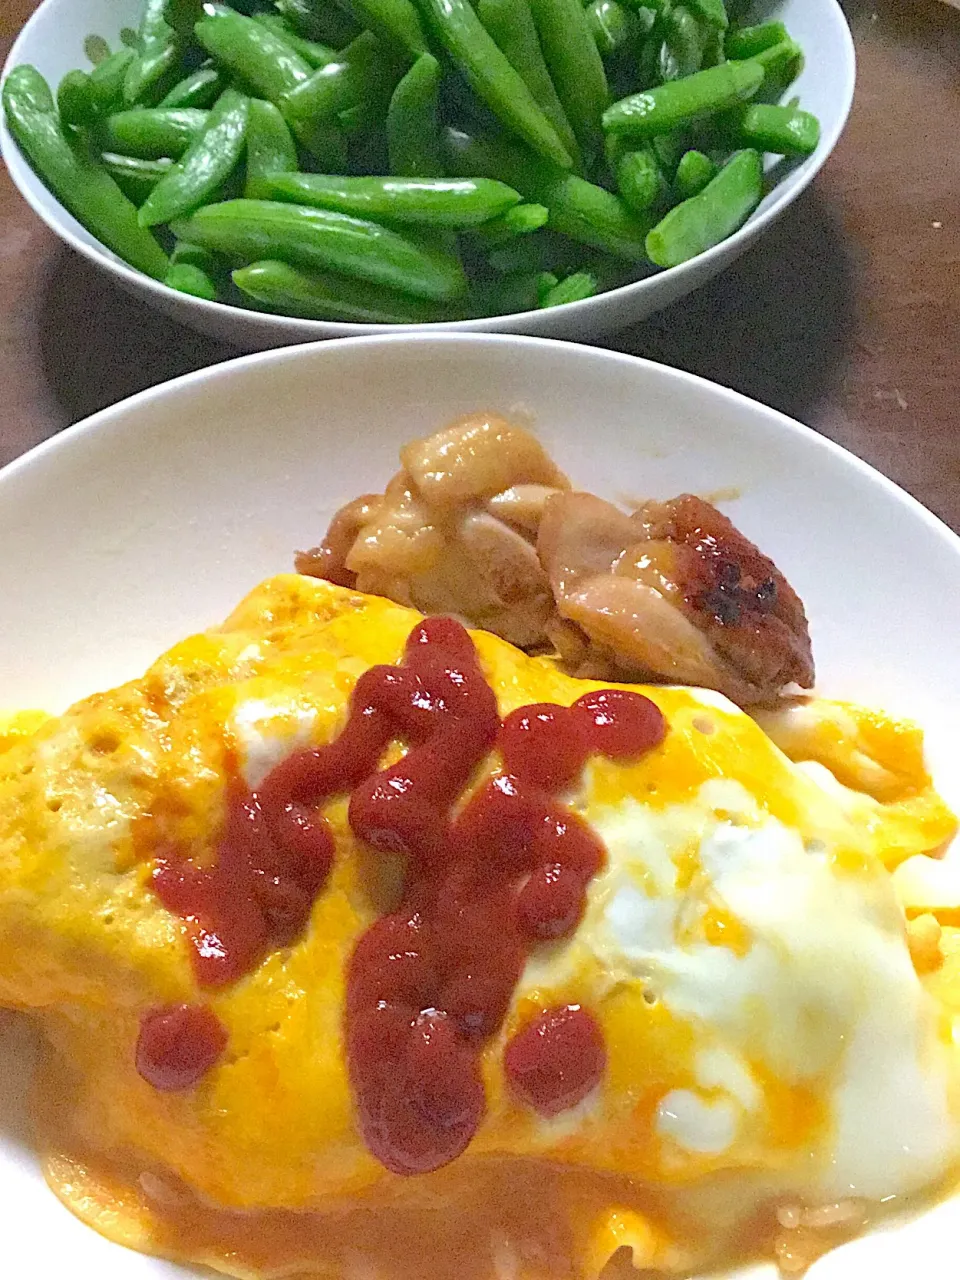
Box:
2, 334, 957, 1279
0, 0, 855, 350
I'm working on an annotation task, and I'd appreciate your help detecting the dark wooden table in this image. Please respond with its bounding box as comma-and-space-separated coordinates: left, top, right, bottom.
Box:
2, 0, 959, 524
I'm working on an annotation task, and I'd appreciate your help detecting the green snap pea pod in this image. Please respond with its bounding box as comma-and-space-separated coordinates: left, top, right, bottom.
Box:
245, 99, 298, 198
2, 66, 168, 278
674, 147, 717, 199
615, 146, 668, 214
603, 58, 763, 137
261, 173, 523, 227
159, 66, 225, 109
645, 147, 762, 267
484, 230, 581, 275
536, 271, 560, 304
701, 27, 725, 68
233, 258, 448, 321
735, 102, 819, 156
414, 0, 573, 169
194, 9, 314, 103
586, 0, 638, 57
636, 33, 659, 89
528, 0, 608, 161
659, 6, 708, 81
339, 0, 427, 57
164, 261, 218, 300
139, 88, 250, 226
724, 21, 788, 60
58, 71, 98, 129
101, 151, 174, 201
88, 49, 136, 116
170, 239, 220, 271
252, 13, 338, 68
476, 0, 580, 170
387, 52, 442, 177
652, 130, 688, 179
170, 198, 468, 301
751, 39, 804, 101
470, 202, 549, 248
540, 268, 597, 306
468, 270, 541, 317
279, 31, 391, 145
124, 0, 180, 106
444, 127, 652, 260
85, 35, 113, 66
685, 0, 727, 29
100, 108, 208, 160
275, 0, 362, 48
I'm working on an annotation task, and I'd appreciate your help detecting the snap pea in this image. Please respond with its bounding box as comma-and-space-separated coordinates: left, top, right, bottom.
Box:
468, 269, 541, 316
279, 31, 394, 151
750, 38, 803, 101
57, 71, 98, 129
636, 33, 659, 90
586, 0, 639, 57
2, 66, 169, 278
645, 147, 762, 267
674, 147, 717, 199
170, 198, 468, 300
275, 0, 362, 48
540, 268, 598, 306
159, 67, 225, 109
251, 13, 338, 68
660, 6, 708, 81
245, 99, 298, 199
603, 58, 763, 137
476, 0, 579, 170
170, 239, 220, 271
615, 146, 667, 214
735, 102, 820, 156
139, 88, 250, 226
164, 261, 218, 300
702, 27, 726, 68
100, 108, 208, 160
340, 0, 427, 57
262, 172, 522, 227
88, 49, 136, 116
387, 52, 442, 177
471, 202, 549, 248
724, 21, 788, 60
536, 271, 560, 304
233, 258, 447, 322
485, 230, 582, 275
444, 126, 652, 260
101, 151, 174, 201
685, 0, 727, 30
123, 0, 180, 106
414, 0, 573, 169
194, 9, 314, 104
163, 0, 204, 36
528, 0, 609, 161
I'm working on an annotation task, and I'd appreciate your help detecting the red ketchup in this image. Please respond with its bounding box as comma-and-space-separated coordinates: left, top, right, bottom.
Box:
136, 1003, 228, 1091
141, 618, 666, 1166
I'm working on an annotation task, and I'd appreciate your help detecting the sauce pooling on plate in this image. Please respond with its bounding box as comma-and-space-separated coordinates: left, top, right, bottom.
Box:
141, 617, 666, 1173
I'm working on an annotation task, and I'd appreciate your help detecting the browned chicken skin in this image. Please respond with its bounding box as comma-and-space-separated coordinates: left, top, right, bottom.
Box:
297, 417, 814, 706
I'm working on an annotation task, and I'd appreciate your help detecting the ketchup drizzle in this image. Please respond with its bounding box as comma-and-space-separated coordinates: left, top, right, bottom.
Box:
141, 618, 666, 1167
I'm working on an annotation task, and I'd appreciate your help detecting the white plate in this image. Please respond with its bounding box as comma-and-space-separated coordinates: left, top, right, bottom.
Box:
0, 334, 958, 1277
0, 0, 855, 348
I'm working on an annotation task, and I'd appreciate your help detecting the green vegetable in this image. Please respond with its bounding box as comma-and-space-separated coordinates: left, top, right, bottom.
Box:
685, 0, 727, 30
84, 35, 112, 67
279, 30, 394, 156
170, 198, 468, 300
245, 99, 298, 199
164, 261, 218, 299
468, 269, 541, 316
170, 239, 220, 270
275, 0, 362, 48
341, 0, 427, 57
57, 70, 98, 129
528, 0, 609, 161
585, 0, 639, 58
87, 49, 136, 116
251, 13, 338, 68
750, 38, 804, 101
100, 107, 208, 160
674, 147, 717, 199
123, 0, 181, 106
386, 52, 442, 176
444, 127, 652, 260
477, 0, 579, 169
536, 270, 559, 304
645, 147, 762, 267
603, 58, 763, 137
540, 268, 597, 306
724, 21, 788, 60
101, 151, 174, 201
159, 67, 225, 110
139, 88, 250, 226
415, 0, 573, 169
735, 101, 820, 155
233, 258, 447, 322
194, 8, 314, 103
471, 202, 549, 247
660, 6, 708, 81
615, 146, 667, 214
261, 172, 523, 226
2, 66, 168, 278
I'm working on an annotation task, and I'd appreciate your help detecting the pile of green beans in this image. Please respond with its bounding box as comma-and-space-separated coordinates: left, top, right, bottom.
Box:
2, 0, 821, 322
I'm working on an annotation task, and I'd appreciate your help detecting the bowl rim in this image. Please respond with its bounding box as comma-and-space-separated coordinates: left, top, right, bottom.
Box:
0, 0, 857, 337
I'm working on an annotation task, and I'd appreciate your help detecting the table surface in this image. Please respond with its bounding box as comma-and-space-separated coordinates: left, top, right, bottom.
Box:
2, 0, 959, 526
